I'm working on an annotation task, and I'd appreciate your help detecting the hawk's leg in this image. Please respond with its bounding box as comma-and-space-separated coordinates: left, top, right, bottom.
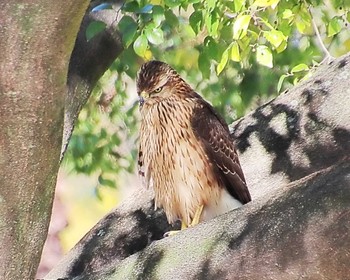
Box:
190, 204, 204, 227
164, 205, 203, 237
164, 220, 188, 237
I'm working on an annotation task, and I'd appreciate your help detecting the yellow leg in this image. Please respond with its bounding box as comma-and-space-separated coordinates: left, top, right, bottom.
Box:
190, 204, 204, 227
164, 205, 203, 237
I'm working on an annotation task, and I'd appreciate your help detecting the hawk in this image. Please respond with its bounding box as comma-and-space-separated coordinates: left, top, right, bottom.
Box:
137, 61, 251, 230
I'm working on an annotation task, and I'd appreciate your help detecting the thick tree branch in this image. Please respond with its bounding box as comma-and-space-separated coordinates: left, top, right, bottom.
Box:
62, 0, 124, 160
47, 53, 350, 279
0, 1, 90, 279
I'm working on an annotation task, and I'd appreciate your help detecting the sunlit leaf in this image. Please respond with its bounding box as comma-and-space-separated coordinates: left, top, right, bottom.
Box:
234, 0, 246, 12
282, 9, 294, 19
207, 0, 216, 10
327, 17, 342, 37
291, 63, 309, 73
275, 40, 287, 53
233, 14, 251, 40
216, 48, 229, 74
230, 41, 240, 61
253, 0, 280, 8
256, 45, 273, 68
145, 24, 164, 45
277, 74, 287, 92
133, 34, 148, 57
263, 30, 287, 49
204, 9, 220, 37
295, 7, 313, 34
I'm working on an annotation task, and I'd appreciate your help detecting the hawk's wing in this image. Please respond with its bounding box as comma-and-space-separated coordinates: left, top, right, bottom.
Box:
191, 98, 251, 204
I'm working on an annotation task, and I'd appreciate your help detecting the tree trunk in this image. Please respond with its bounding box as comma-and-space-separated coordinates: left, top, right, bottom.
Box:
0, 1, 89, 279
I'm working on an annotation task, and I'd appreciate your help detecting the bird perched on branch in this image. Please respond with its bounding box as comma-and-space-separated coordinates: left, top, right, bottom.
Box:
137, 61, 251, 231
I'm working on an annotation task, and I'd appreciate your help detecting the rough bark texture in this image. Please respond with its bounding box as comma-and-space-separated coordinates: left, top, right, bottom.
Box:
0, 1, 89, 279
62, 0, 124, 159
46, 54, 350, 279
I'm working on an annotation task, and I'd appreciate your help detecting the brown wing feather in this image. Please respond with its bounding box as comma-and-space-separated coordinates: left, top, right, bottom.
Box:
191, 98, 251, 204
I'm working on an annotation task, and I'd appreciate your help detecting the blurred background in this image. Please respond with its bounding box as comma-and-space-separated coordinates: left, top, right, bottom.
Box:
36, 0, 350, 277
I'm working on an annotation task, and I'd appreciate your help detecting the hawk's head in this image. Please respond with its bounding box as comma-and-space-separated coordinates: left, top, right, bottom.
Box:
136, 61, 192, 105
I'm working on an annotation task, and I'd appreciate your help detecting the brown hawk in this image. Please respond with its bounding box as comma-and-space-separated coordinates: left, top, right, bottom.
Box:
137, 61, 251, 230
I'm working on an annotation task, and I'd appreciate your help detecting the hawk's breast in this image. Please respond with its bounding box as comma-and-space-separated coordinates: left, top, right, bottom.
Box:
139, 97, 229, 225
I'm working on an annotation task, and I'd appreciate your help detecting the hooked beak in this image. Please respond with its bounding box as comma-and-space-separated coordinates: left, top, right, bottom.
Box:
139, 91, 149, 106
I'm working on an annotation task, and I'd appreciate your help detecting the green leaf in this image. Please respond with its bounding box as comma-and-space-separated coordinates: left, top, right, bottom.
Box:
291, 63, 309, 73
277, 74, 287, 92
86, 21, 106, 41
118, 16, 138, 47
165, 0, 182, 8
198, 52, 211, 79
189, 10, 203, 34
204, 10, 219, 37
145, 24, 164, 45
216, 48, 229, 75
234, 0, 246, 12
282, 9, 294, 20
164, 10, 179, 27
122, 1, 139, 12
327, 17, 342, 37
263, 30, 287, 49
256, 45, 273, 68
204, 36, 221, 61
233, 14, 251, 40
230, 41, 240, 61
152, 5, 165, 28
206, 0, 216, 10
221, 22, 233, 41
98, 174, 116, 188
253, 0, 280, 8
295, 7, 313, 34
275, 40, 287, 53
133, 34, 148, 57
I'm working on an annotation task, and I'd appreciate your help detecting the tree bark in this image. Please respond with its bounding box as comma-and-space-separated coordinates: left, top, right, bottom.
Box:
62, 1, 124, 159
0, 1, 89, 279
46, 54, 350, 279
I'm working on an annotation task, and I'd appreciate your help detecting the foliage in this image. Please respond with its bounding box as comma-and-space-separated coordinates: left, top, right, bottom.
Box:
64, 0, 350, 189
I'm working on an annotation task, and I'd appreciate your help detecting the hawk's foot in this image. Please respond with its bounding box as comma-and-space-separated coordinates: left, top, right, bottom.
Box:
163, 220, 188, 237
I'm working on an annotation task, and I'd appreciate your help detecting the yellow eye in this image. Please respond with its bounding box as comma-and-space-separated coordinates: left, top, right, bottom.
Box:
154, 87, 162, 93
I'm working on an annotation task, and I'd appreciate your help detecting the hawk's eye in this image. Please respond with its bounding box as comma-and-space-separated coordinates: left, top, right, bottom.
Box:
153, 87, 163, 93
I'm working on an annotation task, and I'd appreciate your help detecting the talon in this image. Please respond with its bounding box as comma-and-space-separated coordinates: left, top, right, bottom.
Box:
164, 220, 188, 237
164, 230, 180, 237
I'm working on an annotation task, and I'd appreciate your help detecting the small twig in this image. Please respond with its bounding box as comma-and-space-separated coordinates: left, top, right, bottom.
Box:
307, 6, 334, 64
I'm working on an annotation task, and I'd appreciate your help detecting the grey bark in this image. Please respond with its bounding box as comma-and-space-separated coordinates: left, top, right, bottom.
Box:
0, 1, 126, 279
46, 54, 350, 279
62, 0, 124, 159
0, 1, 90, 279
